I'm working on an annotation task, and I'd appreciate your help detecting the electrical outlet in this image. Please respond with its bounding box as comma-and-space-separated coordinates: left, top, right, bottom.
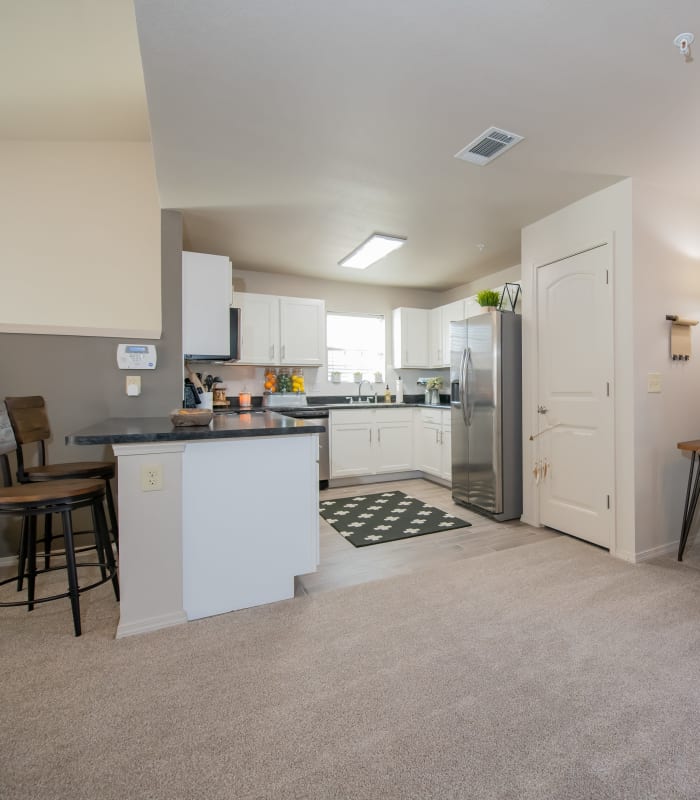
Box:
141, 464, 163, 492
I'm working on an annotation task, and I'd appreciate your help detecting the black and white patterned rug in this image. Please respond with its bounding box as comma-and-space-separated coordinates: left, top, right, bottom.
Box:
319, 490, 471, 547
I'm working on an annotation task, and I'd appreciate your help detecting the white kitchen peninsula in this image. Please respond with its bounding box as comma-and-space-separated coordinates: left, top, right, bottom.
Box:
67, 413, 322, 638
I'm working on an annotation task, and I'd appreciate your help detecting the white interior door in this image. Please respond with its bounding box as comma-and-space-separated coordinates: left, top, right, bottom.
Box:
536, 245, 613, 548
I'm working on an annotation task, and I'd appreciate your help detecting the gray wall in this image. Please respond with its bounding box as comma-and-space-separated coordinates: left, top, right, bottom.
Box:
0, 210, 183, 557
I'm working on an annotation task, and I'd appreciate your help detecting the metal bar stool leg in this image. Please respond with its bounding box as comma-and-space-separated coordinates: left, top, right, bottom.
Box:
44, 512, 54, 570
679, 452, 700, 561
94, 500, 119, 601
27, 515, 37, 612
17, 515, 29, 592
90, 504, 107, 581
104, 480, 119, 551
61, 510, 82, 637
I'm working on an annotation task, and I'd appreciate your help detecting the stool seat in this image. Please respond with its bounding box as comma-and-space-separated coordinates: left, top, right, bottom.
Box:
0, 479, 105, 505
23, 462, 115, 482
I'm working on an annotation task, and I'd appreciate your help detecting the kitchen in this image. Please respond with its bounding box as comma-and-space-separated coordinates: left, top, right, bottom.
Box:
2, 1, 700, 589
5, 4, 700, 800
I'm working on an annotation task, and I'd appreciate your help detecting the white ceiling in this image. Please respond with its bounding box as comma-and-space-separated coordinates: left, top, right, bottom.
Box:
6, 2, 700, 291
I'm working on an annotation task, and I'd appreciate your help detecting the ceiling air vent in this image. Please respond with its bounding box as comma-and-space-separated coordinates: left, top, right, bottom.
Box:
454, 127, 524, 166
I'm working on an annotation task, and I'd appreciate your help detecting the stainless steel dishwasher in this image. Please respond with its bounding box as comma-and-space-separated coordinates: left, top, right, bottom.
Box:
278, 409, 329, 485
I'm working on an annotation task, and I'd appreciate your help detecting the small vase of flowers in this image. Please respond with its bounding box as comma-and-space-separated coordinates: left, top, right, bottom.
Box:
426, 377, 443, 405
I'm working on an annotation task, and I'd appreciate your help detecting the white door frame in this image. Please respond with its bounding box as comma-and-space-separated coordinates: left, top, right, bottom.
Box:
523, 233, 619, 557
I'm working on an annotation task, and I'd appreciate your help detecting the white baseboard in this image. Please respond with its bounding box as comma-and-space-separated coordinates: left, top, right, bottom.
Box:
116, 610, 188, 639
633, 540, 679, 563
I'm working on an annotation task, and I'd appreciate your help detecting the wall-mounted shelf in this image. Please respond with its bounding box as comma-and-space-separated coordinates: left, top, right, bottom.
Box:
665, 314, 698, 361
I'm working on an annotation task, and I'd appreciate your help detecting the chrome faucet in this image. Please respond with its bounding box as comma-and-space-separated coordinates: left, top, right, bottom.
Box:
357, 380, 373, 402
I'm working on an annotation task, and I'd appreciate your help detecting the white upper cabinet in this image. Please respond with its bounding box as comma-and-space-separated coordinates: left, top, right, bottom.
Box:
464, 295, 482, 318
182, 251, 232, 359
279, 296, 325, 365
237, 293, 280, 364
237, 292, 325, 365
392, 307, 430, 368
430, 300, 465, 367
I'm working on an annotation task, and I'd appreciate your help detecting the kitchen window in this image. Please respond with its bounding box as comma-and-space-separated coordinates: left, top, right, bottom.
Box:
326, 312, 385, 382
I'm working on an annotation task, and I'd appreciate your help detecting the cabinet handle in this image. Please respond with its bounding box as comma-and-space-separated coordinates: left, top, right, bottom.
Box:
435, 429, 439, 444
377, 428, 381, 443
369, 429, 372, 445
440, 430, 443, 445
270, 344, 275, 360
281, 344, 286, 360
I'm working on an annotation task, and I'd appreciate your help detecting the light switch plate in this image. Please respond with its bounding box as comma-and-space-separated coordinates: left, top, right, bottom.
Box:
647, 372, 662, 393
126, 375, 142, 396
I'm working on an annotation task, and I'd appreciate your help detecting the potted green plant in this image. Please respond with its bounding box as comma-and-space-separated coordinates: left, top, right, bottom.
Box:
476, 289, 501, 310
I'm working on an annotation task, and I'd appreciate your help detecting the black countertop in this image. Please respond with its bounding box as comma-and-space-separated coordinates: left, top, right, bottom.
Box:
66, 411, 325, 446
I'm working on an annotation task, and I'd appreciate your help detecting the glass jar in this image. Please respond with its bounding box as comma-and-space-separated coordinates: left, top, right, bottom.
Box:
277, 367, 292, 393
263, 367, 277, 393
291, 368, 305, 394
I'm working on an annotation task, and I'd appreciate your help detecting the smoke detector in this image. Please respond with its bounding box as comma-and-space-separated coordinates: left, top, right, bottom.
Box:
674, 32, 694, 60
454, 127, 524, 166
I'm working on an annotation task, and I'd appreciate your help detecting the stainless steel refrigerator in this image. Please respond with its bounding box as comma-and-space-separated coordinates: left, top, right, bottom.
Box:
450, 310, 522, 521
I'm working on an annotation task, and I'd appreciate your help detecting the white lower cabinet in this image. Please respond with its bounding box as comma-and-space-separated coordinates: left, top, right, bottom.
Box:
414, 408, 452, 481
330, 408, 413, 478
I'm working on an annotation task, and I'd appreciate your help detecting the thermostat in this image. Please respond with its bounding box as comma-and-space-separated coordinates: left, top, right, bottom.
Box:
117, 344, 157, 369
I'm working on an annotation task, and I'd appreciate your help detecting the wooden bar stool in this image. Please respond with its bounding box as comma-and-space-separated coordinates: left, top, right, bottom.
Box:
0, 405, 119, 636
5, 396, 119, 572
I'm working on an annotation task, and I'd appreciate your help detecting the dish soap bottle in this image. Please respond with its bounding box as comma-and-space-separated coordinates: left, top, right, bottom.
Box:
384, 384, 392, 403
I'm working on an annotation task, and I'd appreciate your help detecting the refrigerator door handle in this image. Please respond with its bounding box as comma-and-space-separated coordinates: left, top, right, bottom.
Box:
458, 348, 468, 426
465, 346, 474, 427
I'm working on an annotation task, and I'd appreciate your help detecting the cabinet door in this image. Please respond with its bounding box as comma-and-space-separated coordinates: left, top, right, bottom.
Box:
279, 297, 325, 365
182, 252, 232, 358
392, 308, 429, 368
237, 293, 280, 364
415, 419, 442, 476
441, 415, 452, 482
428, 308, 442, 368
330, 422, 373, 477
374, 420, 413, 473
464, 296, 482, 318
440, 300, 465, 368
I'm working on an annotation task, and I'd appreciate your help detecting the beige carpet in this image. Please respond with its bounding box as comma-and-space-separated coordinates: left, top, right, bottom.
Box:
3, 536, 700, 800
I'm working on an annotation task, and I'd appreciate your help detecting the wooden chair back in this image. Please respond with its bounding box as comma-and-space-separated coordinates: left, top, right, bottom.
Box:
4, 396, 51, 480
4, 396, 51, 444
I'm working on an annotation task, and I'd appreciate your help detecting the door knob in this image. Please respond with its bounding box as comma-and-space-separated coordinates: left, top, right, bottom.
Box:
537, 405, 548, 414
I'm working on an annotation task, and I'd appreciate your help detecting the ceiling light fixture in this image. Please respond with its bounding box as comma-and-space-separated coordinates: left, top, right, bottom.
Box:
339, 233, 407, 270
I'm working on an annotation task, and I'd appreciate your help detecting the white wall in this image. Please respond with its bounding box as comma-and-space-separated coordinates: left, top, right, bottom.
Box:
521, 179, 636, 560
631, 183, 700, 557
0, 141, 161, 337
441, 264, 522, 304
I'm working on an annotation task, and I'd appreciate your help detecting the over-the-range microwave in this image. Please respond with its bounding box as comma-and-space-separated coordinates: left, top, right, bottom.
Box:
184, 308, 241, 362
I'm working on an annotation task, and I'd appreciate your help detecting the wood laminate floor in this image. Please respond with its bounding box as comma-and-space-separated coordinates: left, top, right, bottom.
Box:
296, 477, 560, 596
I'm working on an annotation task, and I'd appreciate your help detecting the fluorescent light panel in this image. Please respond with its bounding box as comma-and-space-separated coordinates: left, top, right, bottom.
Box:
339, 233, 407, 270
